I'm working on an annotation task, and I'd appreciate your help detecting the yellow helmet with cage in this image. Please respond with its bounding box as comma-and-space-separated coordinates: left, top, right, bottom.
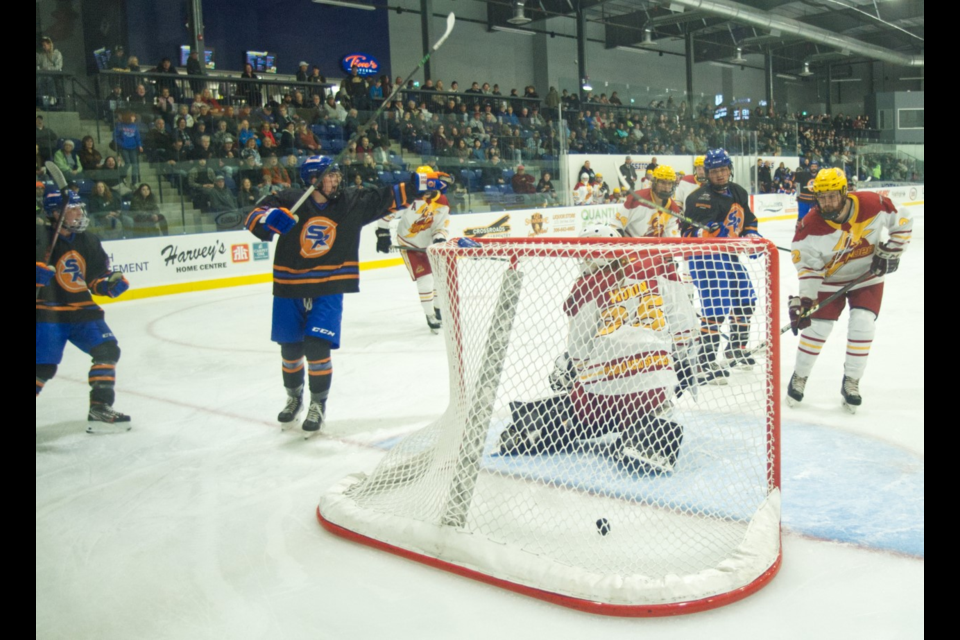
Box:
652, 165, 677, 183
693, 156, 706, 168
651, 165, 677, 199
812, 167, 848, 193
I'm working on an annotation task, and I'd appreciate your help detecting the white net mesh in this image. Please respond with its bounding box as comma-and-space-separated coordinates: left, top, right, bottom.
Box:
320, 237, 781, 612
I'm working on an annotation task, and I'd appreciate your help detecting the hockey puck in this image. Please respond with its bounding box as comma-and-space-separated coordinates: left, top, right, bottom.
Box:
596, 518, 611, 536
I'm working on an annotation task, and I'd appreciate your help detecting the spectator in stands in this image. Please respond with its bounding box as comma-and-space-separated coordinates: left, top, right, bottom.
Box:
36, 37, 63, 108
36, 116, 59, 162
78, 136, 103, 172
87, 181, 128, 240
237, 177, 259, 214
211, 119, 231, 151
173, 116, 194, 155
296, 122, 321, 153
217, 137, 239, 180
258, 122, 277, 148
36, 146, 46, 180
122, 56, 142, 98
261, 154, 292, 189
511, 164, 535, 195
129, 183, 169, 236
481, 154, 506, 187
155, 86, 178, 126
241, 137, 262, 166
161, 138, 189, 190
186, 49, 205, 97
188, 157, 218, 209
774, 161, 791, 184
619, 156, 637, 192
308, 66, 328, 100
88, 155, 128, 197
578, 160, 595, 182
113, 112, 143, 185
128, 84, 151, 117
277, 121, 297, 155
259, 173, 282, 196
54, 139, 82, 181
175, 103, 194, 129
143, 118, 173, 162
206, 174, 238, 220
154, 57, 181, 100
107, 44, 126, 70
357, 154, 379, 188
536, 171, 557, 203
239, 63, 262, 107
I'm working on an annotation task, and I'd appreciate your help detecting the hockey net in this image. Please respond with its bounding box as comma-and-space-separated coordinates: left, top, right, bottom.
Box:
319, 237, 781, 616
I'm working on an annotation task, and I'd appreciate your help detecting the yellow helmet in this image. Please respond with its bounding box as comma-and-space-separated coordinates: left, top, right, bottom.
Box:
693, 156, 706, 168
595, 172, 603, 179
652, 165, 677, 183
812, 167, 848, 193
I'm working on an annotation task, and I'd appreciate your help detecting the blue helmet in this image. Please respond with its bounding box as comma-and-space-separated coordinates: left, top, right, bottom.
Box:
809, 158, 820, 170
44, 191, 88, 232
413, 165, 452, 195
300, 155, 343, 200
704, 149, 733, 171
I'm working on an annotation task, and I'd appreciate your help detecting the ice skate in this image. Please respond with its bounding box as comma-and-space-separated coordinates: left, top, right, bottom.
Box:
841, 376, 862, 414
724, 347, 756, 371
302, 399, 326, 439
278, 387, 304, 428
786, 373, 807, 408
426, 313, 442, 334
701, 360, 730, 385
86, 404, 132, 434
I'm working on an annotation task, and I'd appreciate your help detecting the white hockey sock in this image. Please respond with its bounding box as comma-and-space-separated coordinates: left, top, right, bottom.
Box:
416, 274, 436, 317
794, 320, 834, 378
844, 308, 876, 380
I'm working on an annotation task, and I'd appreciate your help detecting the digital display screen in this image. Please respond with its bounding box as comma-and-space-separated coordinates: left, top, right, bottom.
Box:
246, 51, 277, 74
180, 46, 216, 69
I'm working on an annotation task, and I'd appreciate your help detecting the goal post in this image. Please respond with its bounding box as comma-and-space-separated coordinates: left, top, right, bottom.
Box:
319, 236, 781, 616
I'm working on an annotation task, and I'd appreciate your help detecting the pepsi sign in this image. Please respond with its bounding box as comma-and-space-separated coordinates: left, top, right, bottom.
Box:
341, 53, 380, 77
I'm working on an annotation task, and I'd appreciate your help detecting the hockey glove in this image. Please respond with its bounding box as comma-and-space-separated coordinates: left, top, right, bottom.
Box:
788, 296, 814, 335
36, 262, 55, 288
870, 242, 901, 276
702, 221, 722, 235
92, 272, 130, 298
457, 237, 481, 249
263, 208, 296, 235
375, 228, 392, 254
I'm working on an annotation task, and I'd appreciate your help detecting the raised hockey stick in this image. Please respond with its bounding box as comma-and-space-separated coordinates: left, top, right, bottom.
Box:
780, 270, 874, 336
289, 13, 457, 221
627, 191, 790, 253
37, 161, 71, 301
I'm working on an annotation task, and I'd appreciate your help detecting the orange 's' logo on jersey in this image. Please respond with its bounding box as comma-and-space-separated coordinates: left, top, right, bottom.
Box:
724, 204, 745, 237
56, 250, 87, 293
300, 217, 337, 259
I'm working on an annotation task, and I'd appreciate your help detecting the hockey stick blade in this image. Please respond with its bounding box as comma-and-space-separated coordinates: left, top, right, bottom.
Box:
433, 13, 456, 51
629, 192, 789, 253
45, 161, 68, 190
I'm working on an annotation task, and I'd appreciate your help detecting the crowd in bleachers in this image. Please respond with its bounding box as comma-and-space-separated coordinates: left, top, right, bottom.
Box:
37, 36, 919, 238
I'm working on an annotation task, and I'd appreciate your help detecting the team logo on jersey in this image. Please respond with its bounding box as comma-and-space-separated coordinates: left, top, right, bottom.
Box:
898, 217, 909, 227
300, 217, 337, 259
406, 214, 435, 237
724, 204, 745, 237
791, 250, 801, 265
56, 250, 87, 293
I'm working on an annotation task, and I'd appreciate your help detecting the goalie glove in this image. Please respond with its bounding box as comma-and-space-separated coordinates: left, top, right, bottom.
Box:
375, 228, 392, 254
788, 296, 814, 336
263, 208, 296, 235
548, 352, 576, 392
871, 242, 901, 276
36, 262, 55, 288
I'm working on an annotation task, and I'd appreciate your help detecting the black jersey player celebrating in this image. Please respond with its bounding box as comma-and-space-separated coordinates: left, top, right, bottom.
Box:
245, 155, 407, 436
36, 191, 131, 432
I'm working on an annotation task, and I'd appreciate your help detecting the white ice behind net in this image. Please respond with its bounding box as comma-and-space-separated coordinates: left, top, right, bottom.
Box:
320, 239, 780, 608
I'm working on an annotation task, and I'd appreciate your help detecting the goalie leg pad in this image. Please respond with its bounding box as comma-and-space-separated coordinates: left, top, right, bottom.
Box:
500, 395, 578, 455
618, 415, 684, 474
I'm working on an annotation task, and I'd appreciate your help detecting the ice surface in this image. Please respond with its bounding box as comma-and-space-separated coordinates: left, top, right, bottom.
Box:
36, 208, 923, 639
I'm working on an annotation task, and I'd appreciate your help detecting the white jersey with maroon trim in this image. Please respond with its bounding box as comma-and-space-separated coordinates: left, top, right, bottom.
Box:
394, 195, 451, 250
674, 175, 701, 214
573, 182, 593, 206
564, 257, 687, 400
613, 188, 681, 238
792, 191, 912, 299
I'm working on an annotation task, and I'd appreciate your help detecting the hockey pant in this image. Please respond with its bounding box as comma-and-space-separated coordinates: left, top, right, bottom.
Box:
36, 340, 121, 407
402, 248, 439, 317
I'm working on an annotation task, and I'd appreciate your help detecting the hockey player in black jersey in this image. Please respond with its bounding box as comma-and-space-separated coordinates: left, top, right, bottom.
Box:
682, 148, 762, 378
246, 155, 408, 436
36, 191, 132, 432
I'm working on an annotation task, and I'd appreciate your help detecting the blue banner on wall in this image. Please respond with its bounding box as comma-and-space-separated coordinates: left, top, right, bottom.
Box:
340, 53, 380, 77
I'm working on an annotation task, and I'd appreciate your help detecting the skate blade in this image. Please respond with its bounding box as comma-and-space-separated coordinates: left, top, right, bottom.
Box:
786, 396, 802, 408
842, 402, 859, 415
707, 377, 729, 386
302, 430, 321, 440
86, 423, 132, 435
430, 327, 441, 335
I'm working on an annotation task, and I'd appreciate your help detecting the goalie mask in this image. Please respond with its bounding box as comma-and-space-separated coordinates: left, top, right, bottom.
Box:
651, 165, 677, 201
579, 224, 621, 273
44, 191, 89, 233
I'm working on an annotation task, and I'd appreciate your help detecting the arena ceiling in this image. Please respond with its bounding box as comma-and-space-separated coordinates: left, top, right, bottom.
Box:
481, 0, 924, 74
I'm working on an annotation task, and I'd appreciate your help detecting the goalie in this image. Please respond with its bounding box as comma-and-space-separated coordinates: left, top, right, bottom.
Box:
498, 226, 697, 474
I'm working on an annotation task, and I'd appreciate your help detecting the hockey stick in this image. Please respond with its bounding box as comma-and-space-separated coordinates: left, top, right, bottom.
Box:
627, 191, 790, 253
37, 161, 71, 301
780, 270, 874, 336
289, 13, 457, 221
